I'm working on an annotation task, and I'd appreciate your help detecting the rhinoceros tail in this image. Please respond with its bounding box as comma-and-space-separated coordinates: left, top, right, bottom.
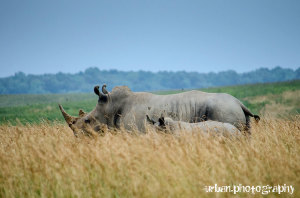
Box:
236, 101, 261, 132
237, 101, 260, 134
254, 115, 260, 122
238, 101, 260, 121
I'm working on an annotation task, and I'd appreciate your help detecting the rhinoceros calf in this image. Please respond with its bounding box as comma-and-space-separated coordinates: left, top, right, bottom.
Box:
59, 84, 259, 136
147, 115, 241, 134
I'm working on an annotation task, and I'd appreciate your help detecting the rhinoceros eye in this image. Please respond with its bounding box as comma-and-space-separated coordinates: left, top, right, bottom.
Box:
85, 119, 90, 124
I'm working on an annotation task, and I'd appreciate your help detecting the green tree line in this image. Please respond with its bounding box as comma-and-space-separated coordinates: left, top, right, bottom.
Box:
0, 66, 299, 94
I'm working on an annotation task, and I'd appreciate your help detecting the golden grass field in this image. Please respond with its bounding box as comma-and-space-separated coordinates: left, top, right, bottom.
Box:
0, 115, 299, 198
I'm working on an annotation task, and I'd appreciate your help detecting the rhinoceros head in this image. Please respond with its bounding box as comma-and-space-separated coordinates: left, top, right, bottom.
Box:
59, 84, 132, 136
58, 85, 110, 136
59, 103, 109, 136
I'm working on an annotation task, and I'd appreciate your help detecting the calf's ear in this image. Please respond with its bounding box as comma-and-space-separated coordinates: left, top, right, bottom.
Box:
158, 117, 165, 126
146, 115, 155, 125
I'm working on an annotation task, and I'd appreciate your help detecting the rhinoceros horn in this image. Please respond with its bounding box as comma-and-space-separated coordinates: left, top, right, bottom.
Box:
58, 104, 78, 125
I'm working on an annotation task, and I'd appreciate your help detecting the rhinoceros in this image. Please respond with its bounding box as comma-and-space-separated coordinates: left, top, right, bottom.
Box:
59, 84, 260, 136
146, 115, 241, 134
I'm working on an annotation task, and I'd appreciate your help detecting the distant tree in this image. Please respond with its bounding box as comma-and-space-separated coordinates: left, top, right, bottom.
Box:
0, 66, 298, 94
296, 67, 300, 79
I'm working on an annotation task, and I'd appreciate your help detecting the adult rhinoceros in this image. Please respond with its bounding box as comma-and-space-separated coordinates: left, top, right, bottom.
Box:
59, 84, 259, 136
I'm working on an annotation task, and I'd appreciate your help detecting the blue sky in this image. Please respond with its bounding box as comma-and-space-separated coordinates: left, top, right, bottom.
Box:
0, 0, 299, 77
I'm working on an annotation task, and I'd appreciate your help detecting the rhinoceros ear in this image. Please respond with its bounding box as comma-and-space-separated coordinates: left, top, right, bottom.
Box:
78, 109, 87, 117
94, 85, 108, 103
94, 85, 100, 96
102, 84, 109, 94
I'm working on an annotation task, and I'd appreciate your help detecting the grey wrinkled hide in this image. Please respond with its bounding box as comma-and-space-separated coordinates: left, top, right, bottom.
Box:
69, 85, 259, 134
148, 116, 241, 135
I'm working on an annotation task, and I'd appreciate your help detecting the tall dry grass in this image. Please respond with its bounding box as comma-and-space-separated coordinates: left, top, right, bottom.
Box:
0, 117, 299, 198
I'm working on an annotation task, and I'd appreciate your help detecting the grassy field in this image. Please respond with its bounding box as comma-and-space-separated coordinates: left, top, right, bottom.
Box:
0, 80, 299, 124
0, 117, 299, 197
0, 80, 299, 197
0, 93, 98, 124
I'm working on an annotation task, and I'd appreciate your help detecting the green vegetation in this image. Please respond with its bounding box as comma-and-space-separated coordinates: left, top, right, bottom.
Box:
155, 79, 300, 97
200, 80, 300, 97
1, 66, 299, 94
0, 93, 97, 124
0, 80, 299, 124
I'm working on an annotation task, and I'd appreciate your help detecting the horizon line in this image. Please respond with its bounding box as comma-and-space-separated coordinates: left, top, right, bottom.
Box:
1, 66, 299, 78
